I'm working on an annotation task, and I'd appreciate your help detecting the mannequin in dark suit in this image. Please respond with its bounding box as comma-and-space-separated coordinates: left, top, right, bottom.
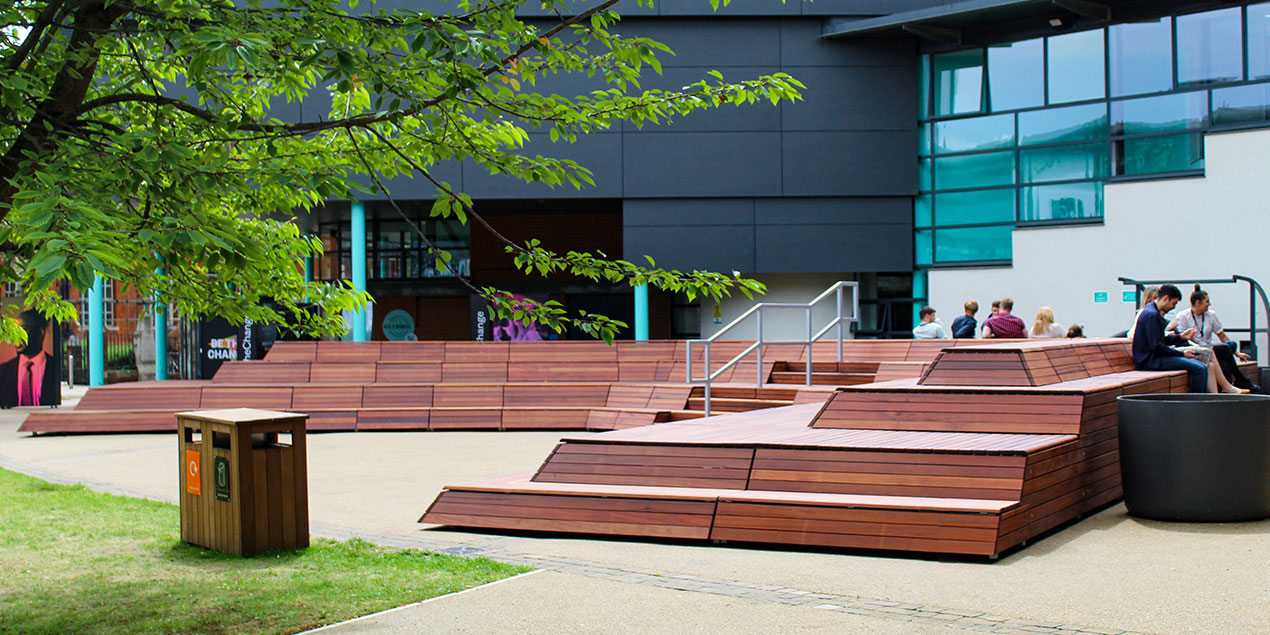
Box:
0, 310, 58, 407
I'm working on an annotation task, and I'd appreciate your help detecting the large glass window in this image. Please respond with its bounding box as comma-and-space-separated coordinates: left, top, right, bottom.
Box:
1019, 182, 1103, 222
933, 113, 1014, 154
934, 151, 1015, 190
934, 226, 1012, 263
934, 189, 1015, 226
933, 49, 985, 116
1109, 18, 1174, 97
987, 38, 1044, 111
1117, 133, 1205, 175
1177, 7, 1244, 86
1047, 30, 1106, 104
1212, 83, 1270, 125
1249, 3, 1270, 80
915, 195, 932, 228
915, 230, 933, 265
1020, 143, 1109, 183
1018, 103, 1108, 145
1112, 92, 1208, 136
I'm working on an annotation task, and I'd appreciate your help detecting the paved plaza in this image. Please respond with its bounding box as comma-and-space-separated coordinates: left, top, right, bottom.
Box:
2, 389, 1267, 634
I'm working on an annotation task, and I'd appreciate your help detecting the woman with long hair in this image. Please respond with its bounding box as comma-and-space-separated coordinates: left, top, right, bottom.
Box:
1031, 306, 1065, 338
1169, 284, 1257, 392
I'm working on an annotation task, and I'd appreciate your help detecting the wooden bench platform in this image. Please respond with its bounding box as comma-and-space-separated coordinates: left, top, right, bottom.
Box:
421, 338, 1223, 558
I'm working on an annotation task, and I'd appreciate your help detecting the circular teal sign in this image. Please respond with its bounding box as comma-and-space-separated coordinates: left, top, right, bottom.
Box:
382, 309, 415, 341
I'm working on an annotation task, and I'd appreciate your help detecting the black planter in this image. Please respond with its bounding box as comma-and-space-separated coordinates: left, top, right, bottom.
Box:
1118, 394, 1270, 522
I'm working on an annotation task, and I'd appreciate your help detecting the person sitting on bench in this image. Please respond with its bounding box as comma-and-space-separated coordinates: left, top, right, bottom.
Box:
1168, 284, 1258, 392
1132, 284, 1208, 393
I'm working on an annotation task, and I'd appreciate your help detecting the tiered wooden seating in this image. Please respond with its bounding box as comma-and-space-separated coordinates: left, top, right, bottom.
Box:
422, 338, 1233, 558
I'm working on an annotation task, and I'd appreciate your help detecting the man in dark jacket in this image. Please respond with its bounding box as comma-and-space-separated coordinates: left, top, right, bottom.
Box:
1132, 284, 1205, 392
951, 300, 978, 339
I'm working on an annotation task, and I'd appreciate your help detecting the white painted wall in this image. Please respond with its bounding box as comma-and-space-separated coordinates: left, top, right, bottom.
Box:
700, 273, 859, 342
929, 128, 1270, 360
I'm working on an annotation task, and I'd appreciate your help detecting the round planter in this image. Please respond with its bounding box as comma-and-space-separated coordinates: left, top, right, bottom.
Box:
1118, 394, 1270, 522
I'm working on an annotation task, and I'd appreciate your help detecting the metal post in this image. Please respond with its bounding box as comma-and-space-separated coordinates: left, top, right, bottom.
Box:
756, 309, 763, 387
836, 285, 844, 362
703, 344, 711, 416
634, 283, 649, 341
1251, 283, 1259, 361
88, 275, 105, 387
67, 354, 73, 388
350, 200, 368, 342
304, 255, 313, 283
155, 266, 167, 381
685, 340, 693, 382
805, 307, 812, 386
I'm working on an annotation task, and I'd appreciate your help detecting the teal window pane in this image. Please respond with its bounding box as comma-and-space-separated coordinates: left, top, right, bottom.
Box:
918, 159, 933, 191
935, 226, 1012, 263
1250, 3, 1270, 80
1020, 182, 1104, 222
1018, 103, 1108, 145
1109, 18, 1173, 97
934, 151, 1015, 190
933, 114, 1014, 154
1117, 133, 1205, 175
933, 49, 985, 116
918, 56, 931, 119
919, 123, 932, 156
1177, 7, 1243, 86
1112, 92, 1208, 136
1212, 83, 1270, 126
915, 195, 932, 227
915, 230, 934, 265
1020, 143, 1109, 183
987, 38, 1044, 111
934, 189, 1015, 226
1047, 29, 1106, 104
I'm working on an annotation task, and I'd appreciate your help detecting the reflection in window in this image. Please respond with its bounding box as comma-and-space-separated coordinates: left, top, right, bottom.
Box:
1112, 92, 1208, 136
1212, 83, 1270, 126
915, 195, 932, 228
1020, 182, 1104, 222
933, 49, 985, 116
934, 114, 1014, 154
918, 159, 933, 191
1020, 143, 1109, 183
1109, 18, 1173, 97
1177, 7, 1243, 86
987, 38, 1044, 111
934, 226, 1012, 263
1117, 133, 1205, 175
934, 151, 1015, 190
1018, 103, 1108, 145
1249, 3, 1270, 80
918, 55, 932, 119
934, 189, 1015, 226
1047, 29, 1105, 104
915, 230, 933, 265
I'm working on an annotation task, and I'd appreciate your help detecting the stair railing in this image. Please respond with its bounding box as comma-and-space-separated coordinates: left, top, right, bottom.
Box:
686, 281, 859, 416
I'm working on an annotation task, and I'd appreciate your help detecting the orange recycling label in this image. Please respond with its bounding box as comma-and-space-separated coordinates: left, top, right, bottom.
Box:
186, 449, 201, 496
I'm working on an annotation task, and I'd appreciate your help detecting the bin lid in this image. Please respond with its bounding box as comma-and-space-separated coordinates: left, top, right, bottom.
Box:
175, 408, 307, 425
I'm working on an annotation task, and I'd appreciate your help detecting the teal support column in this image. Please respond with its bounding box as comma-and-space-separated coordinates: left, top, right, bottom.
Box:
88, 276, 105, 387
303, 255, 313, 283
350, 201, 368, 342
154, 269, 167, 381
634, 284, 649, 341
912, 269, 928, 327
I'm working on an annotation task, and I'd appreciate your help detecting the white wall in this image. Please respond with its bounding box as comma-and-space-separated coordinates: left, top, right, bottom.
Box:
700, 273, 858, 342
929, 128, 1270, 360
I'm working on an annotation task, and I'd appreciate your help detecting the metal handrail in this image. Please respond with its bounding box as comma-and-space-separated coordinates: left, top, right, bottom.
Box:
686, 281, 859, 416
1119, 275, 1270, 361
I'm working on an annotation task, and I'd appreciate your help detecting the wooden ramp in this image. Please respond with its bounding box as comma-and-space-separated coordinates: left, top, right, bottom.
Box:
421, 339, 1218, 558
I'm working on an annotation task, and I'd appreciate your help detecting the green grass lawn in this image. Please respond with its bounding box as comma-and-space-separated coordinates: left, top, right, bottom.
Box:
0, 468, 529, 634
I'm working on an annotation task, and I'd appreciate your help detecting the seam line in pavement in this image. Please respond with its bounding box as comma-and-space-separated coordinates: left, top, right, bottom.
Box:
0, 454, 1149, 635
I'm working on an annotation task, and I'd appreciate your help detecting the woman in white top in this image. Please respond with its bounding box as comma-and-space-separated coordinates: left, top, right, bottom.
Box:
1030, 306, 1065, 338
1168, 284, 1255, 391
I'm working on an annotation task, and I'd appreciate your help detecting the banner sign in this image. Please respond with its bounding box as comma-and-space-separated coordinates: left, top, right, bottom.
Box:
471, 293, 553, 341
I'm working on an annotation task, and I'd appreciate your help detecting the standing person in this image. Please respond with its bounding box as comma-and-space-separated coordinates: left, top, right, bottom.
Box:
1169, 284, 1257, 391
1132, 284, 1208, 393
951, 301, 979, 339
982, 298, 1027, 339
912, 306, 948, 339
1030, 306, 1065, 338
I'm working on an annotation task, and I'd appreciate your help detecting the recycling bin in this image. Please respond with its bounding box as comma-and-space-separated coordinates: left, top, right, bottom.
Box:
178, 408, 309, 555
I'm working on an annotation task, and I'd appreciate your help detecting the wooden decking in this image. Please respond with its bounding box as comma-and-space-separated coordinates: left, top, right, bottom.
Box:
421, 338, 1226, 558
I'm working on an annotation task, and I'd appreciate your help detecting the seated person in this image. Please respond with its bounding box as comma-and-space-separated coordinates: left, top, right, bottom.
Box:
1132, 284, 1208, 393
912, 306, 948, 339
1168, 284, 1257, 391
950, 301, 978, 339
1030, 306, 1065, 338
982, 297, 1027, 338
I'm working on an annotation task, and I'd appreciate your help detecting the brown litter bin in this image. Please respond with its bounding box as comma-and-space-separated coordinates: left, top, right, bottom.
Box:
177, 408, 309, 556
